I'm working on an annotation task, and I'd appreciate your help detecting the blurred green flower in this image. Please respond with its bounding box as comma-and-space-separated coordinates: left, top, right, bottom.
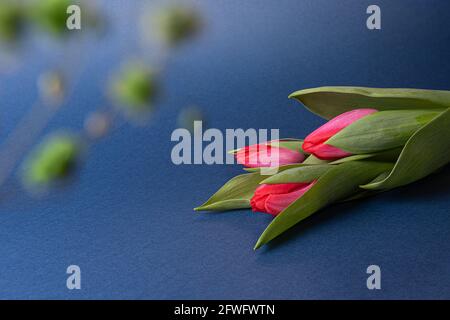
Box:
23, 133, 81, 187
154, 5, 201, 46
28, 0, 72, 36
0, 1, 25, 44
111, 61, 158, 115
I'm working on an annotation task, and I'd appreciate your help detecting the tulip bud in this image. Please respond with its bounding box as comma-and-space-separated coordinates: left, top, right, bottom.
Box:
235, 140, 305, 168
251, 182, 316, 215
326, 109, 441, 155
303, 108, 377, 160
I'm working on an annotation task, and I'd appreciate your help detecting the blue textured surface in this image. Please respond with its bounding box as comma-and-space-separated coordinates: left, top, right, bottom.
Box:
0, 0, 449, 299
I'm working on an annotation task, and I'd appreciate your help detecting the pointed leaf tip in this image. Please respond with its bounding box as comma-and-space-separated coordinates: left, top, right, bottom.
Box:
253, 240, 262, 250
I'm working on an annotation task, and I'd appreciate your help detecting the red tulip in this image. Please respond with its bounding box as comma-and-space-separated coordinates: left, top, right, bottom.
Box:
303, 108, 377, 160
251, 182, 316, 215
235, 142, 305, 168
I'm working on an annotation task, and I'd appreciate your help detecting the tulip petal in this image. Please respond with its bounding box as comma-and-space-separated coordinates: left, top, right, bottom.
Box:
306, 144, 352, 160
303, 108, 377, 159
254, 183, 307, 195
264, 182, 315, 215
250, 194, 269, 212
261, 165, 331, 184
250, 183, 310, 215
236, 144, 304, 168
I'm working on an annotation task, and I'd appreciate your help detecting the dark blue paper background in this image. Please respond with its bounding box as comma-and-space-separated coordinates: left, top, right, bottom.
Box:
0, 0, 449, 299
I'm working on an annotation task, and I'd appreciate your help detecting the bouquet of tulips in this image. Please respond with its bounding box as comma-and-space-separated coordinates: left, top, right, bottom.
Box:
195, 87, 450, 249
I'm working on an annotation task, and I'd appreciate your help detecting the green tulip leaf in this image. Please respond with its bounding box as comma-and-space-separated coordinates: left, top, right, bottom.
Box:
302, 154, 330, 165
260, 165, 331, 184
330, 148, 402, 165
244, 162, 329, 176
254, 161, 394, 249
289, 86, 450, 120
229, 139, 304, 155
243, 163, 306, 173
339, 171, 389, 202
339, 190, 375, 202
276, 139, 304, 152
326, 110, 440, 154
194, 172, 266, 211
362, 108, 450, 190
243, 167, 261, 172
329, 154, 374, 164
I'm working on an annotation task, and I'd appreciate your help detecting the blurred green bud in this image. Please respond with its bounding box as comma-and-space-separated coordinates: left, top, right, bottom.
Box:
28, 0, 72, 36
28, 0, 101, 37
0, 1, 25, 44
23, 133, 81, 187
110, 61, 158, 115
178, 106, 204, 133
154, 5, 201, 46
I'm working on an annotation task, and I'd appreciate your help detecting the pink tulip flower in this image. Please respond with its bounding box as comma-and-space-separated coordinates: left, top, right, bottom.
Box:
251, 182, 316, 216
235, 142, 305, 168
302, 108, 377, 160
